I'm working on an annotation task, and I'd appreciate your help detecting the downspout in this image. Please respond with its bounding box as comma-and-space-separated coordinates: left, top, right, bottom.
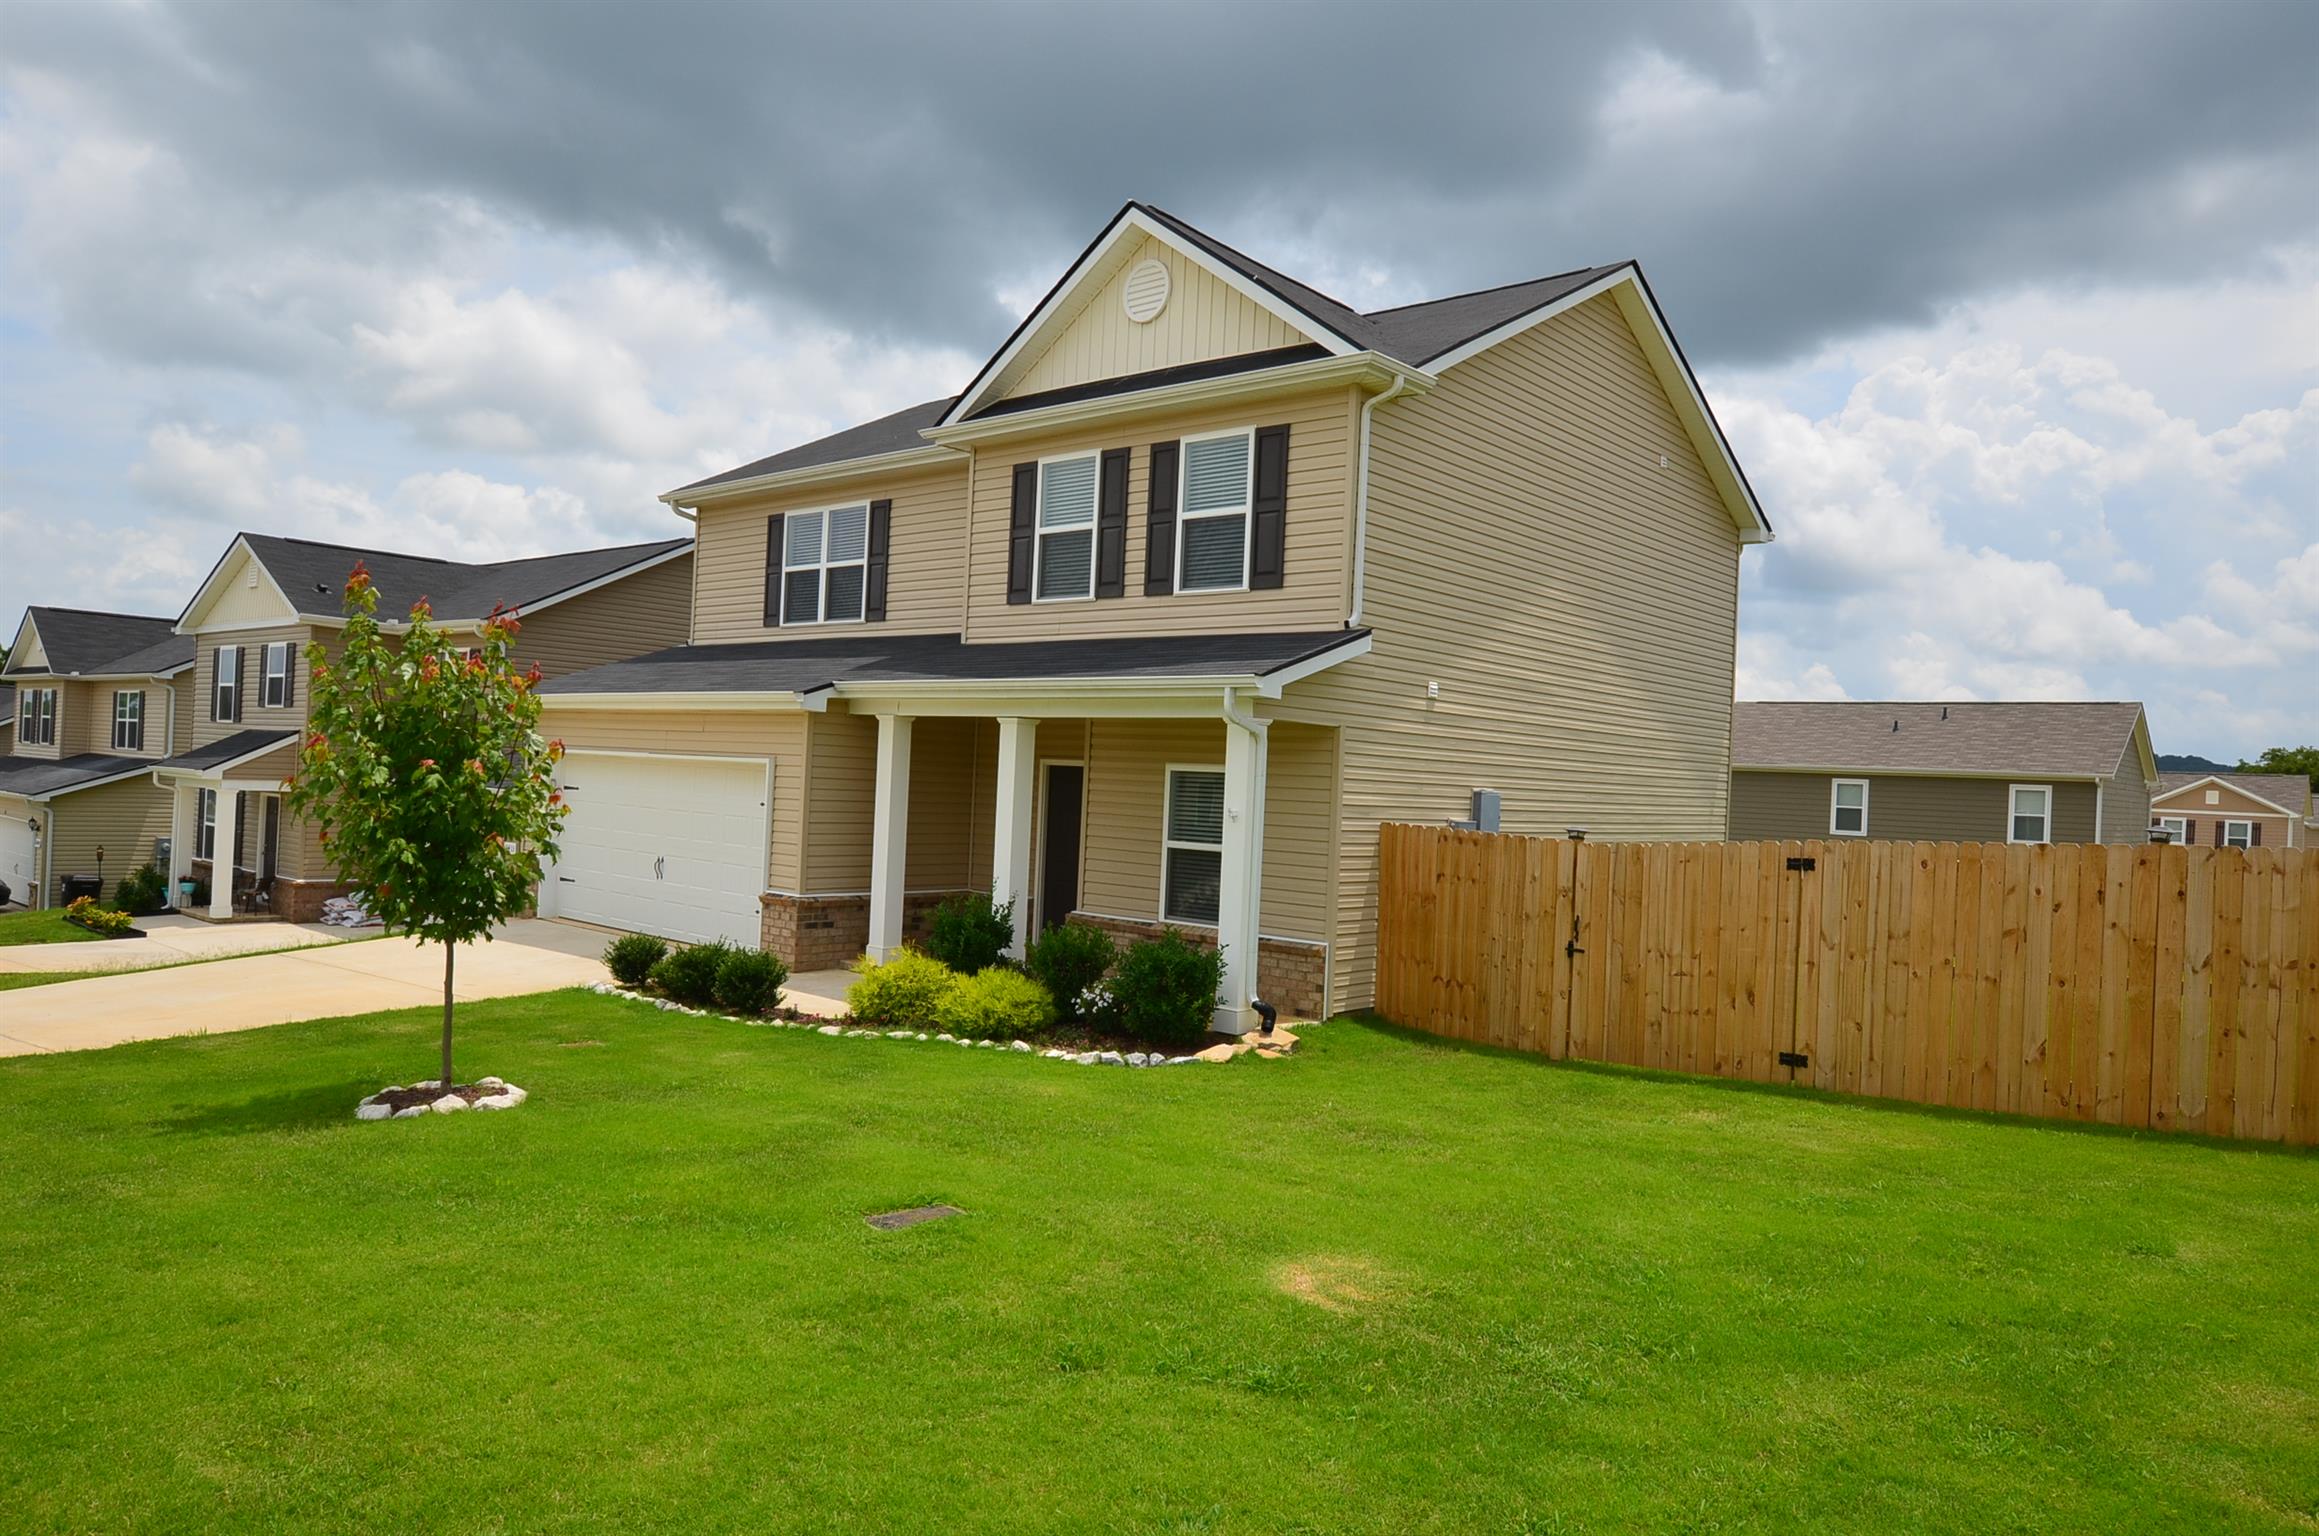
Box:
35, 802, 53, 910
159, 681, 176, 757
1222, 687, 1269, 1007
1347, 373, 1412, 629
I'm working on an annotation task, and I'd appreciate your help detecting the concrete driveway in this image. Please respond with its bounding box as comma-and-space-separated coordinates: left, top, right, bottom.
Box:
0, 919, 609, 1056
0, 913, 350, 974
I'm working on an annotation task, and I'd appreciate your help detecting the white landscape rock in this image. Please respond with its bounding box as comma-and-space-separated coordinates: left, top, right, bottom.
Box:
392, 1105, 428, 1119
1126, 1053, 1149, 1067
818, 1024, 845, 1036
478, 1076, 505, 1089
355, 1102, 394, 1121
1010, 1040, 1033, 1053
431, 1094, 469, 1114
887, 1030, 914, 1039
1098, 1051, 1125, 1066
1043, 1049, 1070, 1059
1074, 1052, 1100, 1065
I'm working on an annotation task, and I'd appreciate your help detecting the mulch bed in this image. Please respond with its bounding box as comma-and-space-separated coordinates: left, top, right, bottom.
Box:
366, 1082, 505, 1112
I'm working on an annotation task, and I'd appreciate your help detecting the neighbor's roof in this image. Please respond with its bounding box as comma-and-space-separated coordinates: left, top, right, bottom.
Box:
1732, 701, 2150, 779
152, 729, 299, 775
6, 607, 193, 678
2154, 771, 2313, 817
0, 752, 155, 799
540, 630, 1367, 699
230, 534, 692, 625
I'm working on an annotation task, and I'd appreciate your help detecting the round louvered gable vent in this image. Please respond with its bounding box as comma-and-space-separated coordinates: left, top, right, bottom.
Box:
1122, 258, 1170, 323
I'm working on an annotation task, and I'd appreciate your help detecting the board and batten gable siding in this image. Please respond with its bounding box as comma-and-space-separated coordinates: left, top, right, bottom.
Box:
689, 465, 968, 645
1729, 771, 2099, 844
1285, 292, 1746, 1012
541, 706, 806, 892
998, 233, 1313, 404
962, 386, 1358, 642
509, 551, 693, 681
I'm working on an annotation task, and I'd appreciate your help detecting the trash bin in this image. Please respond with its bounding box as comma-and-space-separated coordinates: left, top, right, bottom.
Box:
60, 874, 102, 904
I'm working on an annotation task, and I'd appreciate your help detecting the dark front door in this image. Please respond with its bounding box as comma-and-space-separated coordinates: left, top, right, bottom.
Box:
260, 796, 281, 881
1040, 765, 1084, 932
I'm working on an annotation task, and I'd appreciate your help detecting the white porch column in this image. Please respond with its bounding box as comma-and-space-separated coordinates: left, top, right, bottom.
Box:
1213, 711, 1268, 1034
167, 784, 195, 906
209, 787, 241, 920
991, 716, 1039, 958
866, 714, 914, 961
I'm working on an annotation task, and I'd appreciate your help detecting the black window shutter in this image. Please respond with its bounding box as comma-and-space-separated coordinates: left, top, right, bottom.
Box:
232, 646, 245, 722
2184, 820, 2197, 845
134, 690, 146, 749
2251, 821, 2262, 847
1007, 463, 1038, 605
763, 514, 786, 627
1250, 423, 1290, 590
282, 644, 295, 708
1095, 448, 1130, 598
1144, 440, 1179, 596
865, 499, 893, 622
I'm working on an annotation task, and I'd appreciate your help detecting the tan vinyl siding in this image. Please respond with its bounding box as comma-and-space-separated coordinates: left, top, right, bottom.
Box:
1290, 293, 1746, 1011
48, 775, 176, 903
1000, 233, 1311, 402
2098, 743, 2153, 844
2150, 783, 2306, 848
9, 680, 62, 759
1729, 771, 2099, 844
796, 711, 989, 895
542, 706, 807, 890
962, 386, 1355, 641
691, 465, 968, 645
197, 545, 300, 627
57, 680, 172, 758
186, 626, 318, 749
510, 552, 693, 680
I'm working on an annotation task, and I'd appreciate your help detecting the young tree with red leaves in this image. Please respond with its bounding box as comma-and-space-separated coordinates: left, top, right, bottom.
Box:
286, 564, 567, 1094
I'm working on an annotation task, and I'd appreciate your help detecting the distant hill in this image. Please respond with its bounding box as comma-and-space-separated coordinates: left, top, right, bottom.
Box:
2156, 753, 2231, 774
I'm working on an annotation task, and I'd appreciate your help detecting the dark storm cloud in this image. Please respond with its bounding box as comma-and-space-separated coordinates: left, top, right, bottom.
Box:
6, 0, 2315, 365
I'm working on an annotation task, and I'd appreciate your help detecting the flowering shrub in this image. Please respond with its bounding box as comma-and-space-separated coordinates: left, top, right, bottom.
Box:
64, 896, 135, 937
933, 967, 1057, 1040
1023, 922, 1116, 1020
848, 949, 955, 1030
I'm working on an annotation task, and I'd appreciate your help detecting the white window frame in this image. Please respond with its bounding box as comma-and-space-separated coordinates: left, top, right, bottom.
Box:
112, 690, 143, 751
1175, 426, 1256, 595
2152, 816, 2186, 844
261, 642, 291, 708
2221, 819, 2253, 848
1829, 778, 1870, 837
21, 686, 58, 746
2007, 783, 2053, 845
1159, 762, 1228, 927
213, 645, 241, 723
780, 501, 871, 627
196, 788, 217, 862
1032, 451, 1100, 604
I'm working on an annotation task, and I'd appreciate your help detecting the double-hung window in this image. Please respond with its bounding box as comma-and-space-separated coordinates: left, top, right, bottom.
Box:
1829, 778, 1869, 837
2008, 784, 2052, 845
1034, 454, 1098, 601
212, 645, 242, 722
1161, 767, 1227, 925
196, 789, 217, 862
2221, 819, 2253, 848
112, 690, 144, 751
1178, 428, 1254, 593
19, 687, 58, 746
783, 503, 869, 624
2152, 816, 2186, 844
261, 642, 292, 707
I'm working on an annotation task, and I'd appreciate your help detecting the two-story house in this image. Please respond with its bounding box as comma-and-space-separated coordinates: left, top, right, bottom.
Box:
136, 531, 694, 921
0, 608, 196, 906
533, 202, 1771, 1030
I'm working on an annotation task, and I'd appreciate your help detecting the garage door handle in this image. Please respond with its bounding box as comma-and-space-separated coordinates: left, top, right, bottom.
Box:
558, 876, 576, 883
654, 856, 665, 880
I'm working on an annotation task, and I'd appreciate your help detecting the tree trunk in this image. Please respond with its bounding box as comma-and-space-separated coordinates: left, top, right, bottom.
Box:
440, 940, 456, 1091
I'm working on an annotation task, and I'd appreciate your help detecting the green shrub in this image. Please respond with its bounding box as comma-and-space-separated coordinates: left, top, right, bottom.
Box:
848, 948, 955, 1030
1024, 921, 1116, 1019
113, 863, 169, 916
934, 967, 1057, 1041
921, 890, 1015, 975
1111, 928, 1226, 1048
64, 896, 136, 937
649, 940, 732, 1007
603, 932, 668, 987
713, 947, 788, 1016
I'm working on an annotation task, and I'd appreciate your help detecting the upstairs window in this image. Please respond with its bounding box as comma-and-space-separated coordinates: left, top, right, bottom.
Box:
19, 686, 58, 746
262, 642, 292, 708
2008, 784, 2051, 845
782, 503, 869, 625
1161, 766, 1227, 925
1830, 778, 1869, 837
1035, 454, 1098, 602
112, 690, 144, 751
1178, 429, 1253, 593
212, 645, 242, 723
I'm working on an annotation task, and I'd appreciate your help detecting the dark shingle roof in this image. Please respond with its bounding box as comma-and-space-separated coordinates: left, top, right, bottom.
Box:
2154, 771, 2312, 816
0, 752, 155, 798
672, 397, 957, 495
237, 534, 690, 624
540, 630, 1366, 698
153, 729, 299, 773
1733, 702, 2149, 779
1362, 265, 1631, 365
8, 607, 193, 677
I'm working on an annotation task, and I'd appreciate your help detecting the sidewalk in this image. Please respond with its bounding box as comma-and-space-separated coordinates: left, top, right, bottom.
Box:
0, 913, 349, 974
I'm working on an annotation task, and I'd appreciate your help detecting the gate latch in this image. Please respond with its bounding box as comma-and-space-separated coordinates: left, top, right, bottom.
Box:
1786, 856, 1817, 872
1777, 1050, 1810, 1069
1564, 913, 1584, 960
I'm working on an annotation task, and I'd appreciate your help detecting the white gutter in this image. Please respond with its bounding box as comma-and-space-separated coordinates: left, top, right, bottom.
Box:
925, 354, 1431, 449
1348, 372, 1413, 628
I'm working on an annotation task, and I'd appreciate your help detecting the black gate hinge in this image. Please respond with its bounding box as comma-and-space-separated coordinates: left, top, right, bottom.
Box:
1786, 856, 1817, 872
1778, 1050, 1810, 1069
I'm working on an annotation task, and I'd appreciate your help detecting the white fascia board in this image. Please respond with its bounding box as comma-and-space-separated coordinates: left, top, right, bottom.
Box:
501, 543, 694, 619
662, 445, 962, 511
175, 536, 301, 634
22, 763, 163, 801
535, 691, 807, 713
2150, 774, 2299, 817
925, 354, 1427, 449
1255, 632, 1371, 697
5, 612, 40, 666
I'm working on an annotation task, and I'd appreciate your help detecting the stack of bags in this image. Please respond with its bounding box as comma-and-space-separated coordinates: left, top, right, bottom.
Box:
318, 894, 382, 929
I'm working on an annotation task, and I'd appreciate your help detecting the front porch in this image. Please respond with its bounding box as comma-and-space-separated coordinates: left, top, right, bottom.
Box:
150, 729, 349, 923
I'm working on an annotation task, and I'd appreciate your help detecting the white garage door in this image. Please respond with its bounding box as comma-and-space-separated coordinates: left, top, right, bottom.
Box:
542, 753, 770, 947
0, 800, 36, 905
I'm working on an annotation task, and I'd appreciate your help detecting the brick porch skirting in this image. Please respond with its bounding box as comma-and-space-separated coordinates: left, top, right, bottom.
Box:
1064, 912, 1329, 1021
760, 890, 976, 973
273, 878, 363, 924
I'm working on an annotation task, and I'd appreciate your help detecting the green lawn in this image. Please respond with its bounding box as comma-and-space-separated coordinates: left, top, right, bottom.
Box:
0, 968, 109, 990
0, 906, 111, 945
2, 995, 2313, 1533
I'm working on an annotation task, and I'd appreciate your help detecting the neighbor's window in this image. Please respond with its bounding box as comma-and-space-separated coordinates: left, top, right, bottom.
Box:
1034, 454, 1098, 601
262, 642, 292, 707
1178, 428, 1254, 593
2008, 784, 2052, 844
1162, 767, 1226, 925
2222, 820, 2253, 848
19, 687, 58, 746
1830, 778, 1869, 837
112, 690, 144, 751
212, 645, 241, 722
783, 503, 869, 625
2152, 816, 2187, 844
196, 788, 217, 862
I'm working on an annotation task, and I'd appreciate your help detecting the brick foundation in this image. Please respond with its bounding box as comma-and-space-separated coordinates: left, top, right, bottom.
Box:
1064, 912, 1329, 1021
760, 890, 976, 973
273, 878, 363, 924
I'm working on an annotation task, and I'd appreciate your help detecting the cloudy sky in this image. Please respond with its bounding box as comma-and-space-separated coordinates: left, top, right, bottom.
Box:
2, 0, 2312, 757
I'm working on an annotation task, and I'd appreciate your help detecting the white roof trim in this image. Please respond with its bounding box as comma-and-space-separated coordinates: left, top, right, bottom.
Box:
507, 542, 694, 618
538, 691, 808, 713
940, 205, 1361, 428
12, 762, 164, 801
151, 733, 300, 780
2150, 774, 2302, 818
5, 611, 42, 670
662, 445, 961, 510
175, 536, 300, 634
926, 354, 1424, 448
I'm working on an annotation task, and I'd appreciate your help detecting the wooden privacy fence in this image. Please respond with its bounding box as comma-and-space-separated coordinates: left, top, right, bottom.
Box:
1375, 824, 2319, 1146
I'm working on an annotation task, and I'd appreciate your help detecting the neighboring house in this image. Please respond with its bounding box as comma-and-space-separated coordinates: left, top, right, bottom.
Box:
0, 680, 13, 757
534, 201, 1772, 1029
0, 608, 196, 907
2149, 771, 2311, 849
148, 532, 694, 921
1730, 701, 2159, 846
